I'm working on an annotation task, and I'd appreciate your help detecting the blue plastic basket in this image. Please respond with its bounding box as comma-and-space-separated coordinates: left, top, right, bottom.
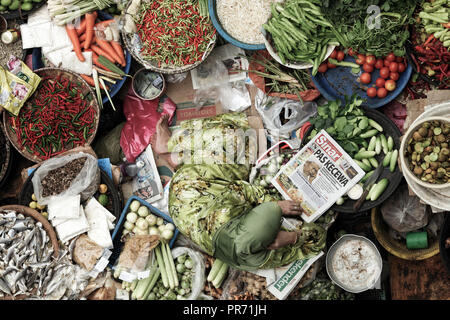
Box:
208, 0, 266, 50
109, 196, 179, 267
311, 55, 412, 108
31, 11, 131, 106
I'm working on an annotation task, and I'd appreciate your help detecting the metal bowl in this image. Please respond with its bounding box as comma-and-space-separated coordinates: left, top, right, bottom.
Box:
326, 234, 383, 294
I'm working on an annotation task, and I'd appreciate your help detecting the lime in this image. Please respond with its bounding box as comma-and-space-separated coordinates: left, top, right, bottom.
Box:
98, 194, 109, 206
21, 2, 32, 10
32, 0, 42, 2
0, 5, 5, 11
1, 0, 11, 6
8, 0, 19, 10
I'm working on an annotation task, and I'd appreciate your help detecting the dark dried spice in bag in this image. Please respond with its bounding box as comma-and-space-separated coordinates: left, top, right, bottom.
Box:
41, 157, 87, 197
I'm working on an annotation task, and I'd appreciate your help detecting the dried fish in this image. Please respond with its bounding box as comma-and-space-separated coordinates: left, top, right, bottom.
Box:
0, 277, 12, 295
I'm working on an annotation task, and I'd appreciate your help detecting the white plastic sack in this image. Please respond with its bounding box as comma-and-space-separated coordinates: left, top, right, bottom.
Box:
255, 89, 317, 138
32, 152, 99, 205
171, 246, 206, 300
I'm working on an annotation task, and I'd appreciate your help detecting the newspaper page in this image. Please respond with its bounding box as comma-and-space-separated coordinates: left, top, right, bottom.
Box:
131, 144, 164, 203
190, 43, 249, 90
271, 130, 365, 223
252, 218, 324, 300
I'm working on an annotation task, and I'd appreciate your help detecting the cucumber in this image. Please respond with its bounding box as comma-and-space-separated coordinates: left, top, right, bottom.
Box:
369, 119, 383, 132
360, 129, 379, 139
367, 136, 377, 152
354, 150, 377, 160
380, 134, 388, 154
368, 157, 379, 168
366, 184, 377, 200
358, 117, 369, 130
362, 158, 372, 168
375, 136, 382, 155
383, 151, 392, 167
387, 136, 394, 151
390, 149, 398, 173
354, 159, 371, 172
370, 178, 389, 201
361, 170, 375, 183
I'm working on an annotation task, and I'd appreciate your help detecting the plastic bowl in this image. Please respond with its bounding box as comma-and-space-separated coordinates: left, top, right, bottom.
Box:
399, 116, 450, 190
208, 0, 266, 50
326, 234, 383, 294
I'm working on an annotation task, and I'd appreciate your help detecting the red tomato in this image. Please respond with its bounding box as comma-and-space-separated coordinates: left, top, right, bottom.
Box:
360, 72, 371, 84
348, 48, 357, 56
386, 53, 396, 62
395, 56, 403, 63
330, 49, 337, 59
374, 59, 384, 69
398, 63, 406, 73
336, 51, 345, 61
389, 62, 399, 73
384, 59, 391, 67
385, 79, 396, 91
363, 63, 374, 73
318, 62, 328, 73
389, 72, 400, 81
377, 87, 388, 98
367, 87, 377, 98
380, 67, 390, 79
327, 61, 337, 69
356, 54, 366, 65
365, 55, 376, 65
375, 78, 386, 88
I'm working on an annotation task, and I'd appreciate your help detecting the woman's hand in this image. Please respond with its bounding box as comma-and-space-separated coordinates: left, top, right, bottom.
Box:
267, 231, 298, 250
277, 200, 304, 216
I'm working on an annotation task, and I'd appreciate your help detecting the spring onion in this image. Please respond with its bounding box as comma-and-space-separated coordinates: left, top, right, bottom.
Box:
47, 0, 115, 25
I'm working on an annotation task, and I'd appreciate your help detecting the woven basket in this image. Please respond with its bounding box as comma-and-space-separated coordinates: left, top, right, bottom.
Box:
122, 0, 217, 74
0, 204, 60, 300
371, 207, 440, 261
2, 67, 100, 163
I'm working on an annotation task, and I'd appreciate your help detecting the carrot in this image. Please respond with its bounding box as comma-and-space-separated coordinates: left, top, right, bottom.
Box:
86, 49, 112, 72
90, 45, 116, 64
80, 74, 108, 90
84, 12, 96, 50
95, 19, 115, 28
65, 25, 85, 62
111, 41, 126, 67
79, 33, 87, 42
95, 37, 122, 65
76, 18, 87, 36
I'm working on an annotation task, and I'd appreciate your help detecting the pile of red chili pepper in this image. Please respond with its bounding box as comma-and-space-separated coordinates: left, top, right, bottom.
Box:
410, 33, 450, 91
8, 75, 97, 161
136, 0, 216, 67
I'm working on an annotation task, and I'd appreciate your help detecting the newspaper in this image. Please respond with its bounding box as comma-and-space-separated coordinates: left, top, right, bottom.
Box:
271, 130, 365, 223
190, 44, 249, 90
252, 218, 323, 300
131, 144, 164, 203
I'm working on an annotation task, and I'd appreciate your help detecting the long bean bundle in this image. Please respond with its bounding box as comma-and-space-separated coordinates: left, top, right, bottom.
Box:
135, 0, 216, 67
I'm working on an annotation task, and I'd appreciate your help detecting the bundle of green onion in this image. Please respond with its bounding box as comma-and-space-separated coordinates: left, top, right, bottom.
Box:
47, 0, 114, 25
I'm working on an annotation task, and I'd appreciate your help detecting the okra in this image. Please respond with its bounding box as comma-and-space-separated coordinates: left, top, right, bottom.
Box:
368, 136, 377, 152
375, 136, 382, 155
390, 149, 398, 172
360, 129, 379, 139
355, 150, 377, 160
369, 119, 383, 132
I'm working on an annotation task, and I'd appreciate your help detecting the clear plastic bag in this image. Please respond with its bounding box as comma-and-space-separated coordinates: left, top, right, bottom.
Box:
32, 152, 100, 205
255, 89, 317, 138
171, 246, 206, 300
381, 184, 429, 233
166, 72, 188, 84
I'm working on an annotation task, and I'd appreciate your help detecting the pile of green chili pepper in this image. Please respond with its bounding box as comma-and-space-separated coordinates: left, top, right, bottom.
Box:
135, 0, 216, 67
8, 75, 97, 161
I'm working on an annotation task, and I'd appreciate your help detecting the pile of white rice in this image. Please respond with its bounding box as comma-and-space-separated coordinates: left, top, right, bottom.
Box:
216, 0, 279, 44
